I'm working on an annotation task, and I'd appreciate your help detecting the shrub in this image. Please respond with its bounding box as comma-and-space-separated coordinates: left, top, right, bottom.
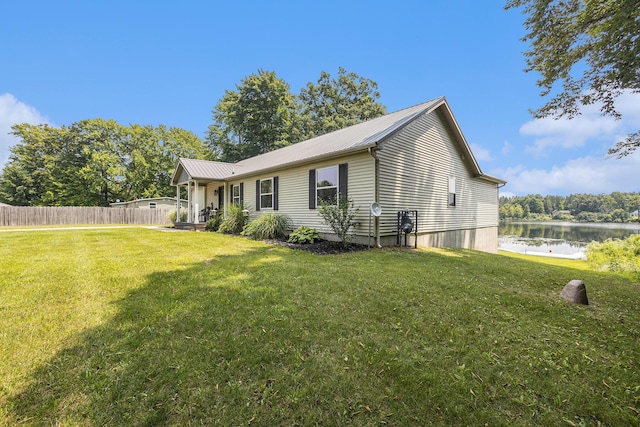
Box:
288, 226, 320, 244
318, 197, 359, 247
218, 203, 249, 234
167, 209, 188, 225
242, 213, 291, 240
552, 213, 573, 221
586, 234, 640, 275
205, 214, 224, 232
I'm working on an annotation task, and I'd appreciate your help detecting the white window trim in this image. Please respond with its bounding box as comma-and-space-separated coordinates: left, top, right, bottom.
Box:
232, 184, 241, 205
316, 166, 339, 206
448, 177, 456, 207
260, 178, 274, 210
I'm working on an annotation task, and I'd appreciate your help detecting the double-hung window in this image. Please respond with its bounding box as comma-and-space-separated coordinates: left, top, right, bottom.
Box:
448, 177, 456, 207
260, 178, 273, 209
316, 166, 338, 205
309, 163, 347, 209
232, 184, 241, 205
256, 177, 278, 211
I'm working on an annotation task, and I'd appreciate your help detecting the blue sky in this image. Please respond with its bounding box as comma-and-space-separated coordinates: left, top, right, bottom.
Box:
1, 0, 638, 197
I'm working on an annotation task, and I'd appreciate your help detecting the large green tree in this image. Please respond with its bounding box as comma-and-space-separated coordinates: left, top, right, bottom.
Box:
0, 124, 62, 206
299, 67, 386, 138
207, 70, 300, 162
207, 68, 387, 162
0, 120, 209, 206
506, 0, 640, 157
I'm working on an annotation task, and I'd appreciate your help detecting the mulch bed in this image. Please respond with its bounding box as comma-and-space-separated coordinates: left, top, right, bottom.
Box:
266, 239, 370, 255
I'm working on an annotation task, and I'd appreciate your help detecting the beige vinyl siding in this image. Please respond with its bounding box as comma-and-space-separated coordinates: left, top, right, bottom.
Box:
377, 109, 499, 237
177, 168, 189, 184
226, 152, 375, 235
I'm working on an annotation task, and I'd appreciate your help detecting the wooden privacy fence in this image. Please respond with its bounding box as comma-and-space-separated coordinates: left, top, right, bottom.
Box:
0, 206, 171, 227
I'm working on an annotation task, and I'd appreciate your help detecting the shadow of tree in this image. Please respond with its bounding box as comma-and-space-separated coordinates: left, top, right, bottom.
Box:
8, 241, 638, 426
8, 245, 336, 425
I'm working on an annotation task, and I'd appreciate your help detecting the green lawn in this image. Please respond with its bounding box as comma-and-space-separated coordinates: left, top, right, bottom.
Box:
1, 229, 638, 426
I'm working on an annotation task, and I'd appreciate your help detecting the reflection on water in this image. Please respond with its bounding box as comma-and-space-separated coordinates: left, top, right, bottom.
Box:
499, 221, 640, 258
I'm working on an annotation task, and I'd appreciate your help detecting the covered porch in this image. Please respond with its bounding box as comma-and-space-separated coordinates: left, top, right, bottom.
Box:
170, 158, 236, 226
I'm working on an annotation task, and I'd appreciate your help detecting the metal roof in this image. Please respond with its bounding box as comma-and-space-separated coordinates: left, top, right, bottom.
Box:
172, 97, 505, 185
172, 159, 236, 184
230, 98, 444, 177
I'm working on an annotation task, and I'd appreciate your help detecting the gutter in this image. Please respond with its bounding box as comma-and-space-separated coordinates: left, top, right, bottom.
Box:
228, 144, 377, 181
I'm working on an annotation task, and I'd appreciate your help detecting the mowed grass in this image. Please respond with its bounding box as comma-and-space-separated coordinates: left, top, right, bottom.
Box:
0, 229, 638, 426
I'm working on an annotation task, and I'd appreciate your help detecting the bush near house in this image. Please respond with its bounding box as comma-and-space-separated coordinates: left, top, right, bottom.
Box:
205, 214, 224, 232
218, 203, 249, 234
288, 226, 320, 244
318, 197, 359, 247
242, 213, 291, 240
167, 209, 187, 225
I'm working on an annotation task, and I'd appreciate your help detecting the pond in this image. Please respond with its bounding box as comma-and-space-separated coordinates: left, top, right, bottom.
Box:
498, 221, 640, 259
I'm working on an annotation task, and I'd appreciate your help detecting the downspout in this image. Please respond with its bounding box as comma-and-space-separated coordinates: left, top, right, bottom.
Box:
368, 147, 382, 248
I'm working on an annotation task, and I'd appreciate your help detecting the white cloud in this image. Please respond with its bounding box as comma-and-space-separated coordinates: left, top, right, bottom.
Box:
519, 91, 640, 156
494, 153, 640, 195
470, 142, 492, 162
501, 140, 511, 156
0, 93, 53, 168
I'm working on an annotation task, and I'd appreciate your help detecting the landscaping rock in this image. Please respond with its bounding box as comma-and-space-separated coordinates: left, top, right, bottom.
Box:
560, 280, 589, 305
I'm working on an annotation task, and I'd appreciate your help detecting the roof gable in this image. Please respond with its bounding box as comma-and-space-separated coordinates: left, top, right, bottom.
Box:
172, 159, 236, 185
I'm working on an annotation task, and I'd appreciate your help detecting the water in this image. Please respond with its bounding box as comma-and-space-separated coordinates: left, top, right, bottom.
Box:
499, 221, 640, 259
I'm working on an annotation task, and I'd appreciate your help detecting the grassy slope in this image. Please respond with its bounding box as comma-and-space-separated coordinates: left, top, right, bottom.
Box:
0, 229, 638, 426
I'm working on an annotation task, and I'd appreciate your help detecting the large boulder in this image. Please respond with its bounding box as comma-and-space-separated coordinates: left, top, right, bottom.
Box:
560, 280, 589, 305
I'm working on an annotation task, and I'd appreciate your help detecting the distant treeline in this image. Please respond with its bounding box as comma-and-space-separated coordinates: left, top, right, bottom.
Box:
499, 192, 640, 222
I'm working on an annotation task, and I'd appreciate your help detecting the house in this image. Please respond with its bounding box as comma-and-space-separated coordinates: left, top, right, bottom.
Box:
631, 209, 639, 219
171, 97, 506, 252
109, 197, 187, 210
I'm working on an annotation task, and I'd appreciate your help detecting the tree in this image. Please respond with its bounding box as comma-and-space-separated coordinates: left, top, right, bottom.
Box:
0, 124, 62, 205
525, 194, 545, 214
119, 125, 211, 201
318, 197, 360, 248
207, 70, 300, 162
206, 68, 387, 161
299, 67, 386, 138
506, 0, 640, 157
0, 120, 209, 206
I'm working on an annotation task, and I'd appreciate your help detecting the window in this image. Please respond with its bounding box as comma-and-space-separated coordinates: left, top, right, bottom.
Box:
317, 166, 338, 205
260, 178, 273, 209
448, 177, 456, 207
309, 164, 347, 209
232, 184, 241, 205
149, 202, 157, 209
256, 177, 278, 211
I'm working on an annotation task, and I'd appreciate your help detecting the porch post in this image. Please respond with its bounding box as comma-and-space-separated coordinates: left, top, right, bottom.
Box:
194, 179, 199, 224
176, 184, 180, 222
224, 182, 229, 219
187, 181, 192, 223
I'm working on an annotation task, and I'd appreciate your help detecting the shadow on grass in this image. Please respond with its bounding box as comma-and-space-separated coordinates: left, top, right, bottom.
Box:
8, 245, 314, 425
7, 244, 640, 426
